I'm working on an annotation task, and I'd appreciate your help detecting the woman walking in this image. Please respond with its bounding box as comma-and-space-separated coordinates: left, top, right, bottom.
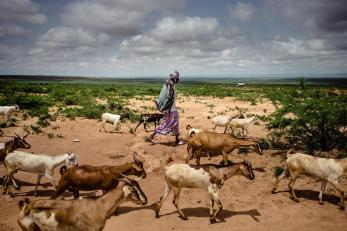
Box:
146, 71, 185, 145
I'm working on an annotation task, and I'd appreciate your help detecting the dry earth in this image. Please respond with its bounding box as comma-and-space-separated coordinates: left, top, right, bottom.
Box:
0, 96, 346, 231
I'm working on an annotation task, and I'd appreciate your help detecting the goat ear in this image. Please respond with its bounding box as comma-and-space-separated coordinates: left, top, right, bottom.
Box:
122, 185, 133, 197
133, 152, 142, 164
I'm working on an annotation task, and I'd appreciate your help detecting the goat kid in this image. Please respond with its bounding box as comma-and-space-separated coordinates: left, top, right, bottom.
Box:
211, 114, 244, 133
0, 104, 19, 123
272, 150, 347, 210
228, 116, 256, 138
187, 132, 263, 165
51, 153, 146, 199
3, 151, 78, 196
18, 176, 147, 231
99, 112, 129, 132
134, 113, 164, 132
155, 158, 255, 223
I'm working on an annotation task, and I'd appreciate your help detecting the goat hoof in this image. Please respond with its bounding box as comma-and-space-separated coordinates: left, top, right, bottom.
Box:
155, 213, 160, 218
210, 218, 216, 224
271, 189, 276, 194
292, 198, 300, 203
180, 215, 188, 220
14, 185, 20, 190
319, 201, 324, 205
9, 193, 15, 198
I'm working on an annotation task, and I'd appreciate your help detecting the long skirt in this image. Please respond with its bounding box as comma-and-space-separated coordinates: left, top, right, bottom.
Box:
155, 111, 179, 136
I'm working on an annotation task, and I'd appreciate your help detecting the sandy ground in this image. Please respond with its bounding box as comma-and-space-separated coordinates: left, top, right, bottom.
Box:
0, 96, 346, 231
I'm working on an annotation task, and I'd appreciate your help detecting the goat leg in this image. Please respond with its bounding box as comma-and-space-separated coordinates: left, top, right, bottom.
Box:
319, 180, 327, 205
211, 199, 223, 223
144, 122, 148, 132
288, 177, 299, 203
272, 166, 288, 193
329, 180, 345, 210
73, 189, 80, 199
134, 120, 143, 132
34, 175, 43, 196
155, 183, 171, 218
172, 189, 187, 220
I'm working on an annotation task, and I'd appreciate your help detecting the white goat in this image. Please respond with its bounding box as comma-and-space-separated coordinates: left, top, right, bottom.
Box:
155, 158, 255, 223
212, 115, 234, 133
229, 116, 255, 138
0, 104, 19, 123
272, 150, 347, 209
99, 112, 128, 132
3, 151, 78, 196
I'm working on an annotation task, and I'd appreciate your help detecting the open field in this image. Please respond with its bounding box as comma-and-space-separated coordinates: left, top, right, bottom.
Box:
0, 79, 347, 231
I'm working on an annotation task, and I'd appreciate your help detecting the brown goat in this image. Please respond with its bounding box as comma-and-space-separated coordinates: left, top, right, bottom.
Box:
51, 153, 146, 199
186, 132, 263, 165
18, 176, 147, 231
0, 132, 30, 162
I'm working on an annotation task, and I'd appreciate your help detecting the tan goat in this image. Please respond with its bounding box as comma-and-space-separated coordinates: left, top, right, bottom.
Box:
18, 177, 147, 231
272, 150, 347, 209
186, 132, 263, 165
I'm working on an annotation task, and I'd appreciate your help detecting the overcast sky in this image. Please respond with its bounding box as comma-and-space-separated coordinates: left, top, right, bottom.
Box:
0, 0, 346, 77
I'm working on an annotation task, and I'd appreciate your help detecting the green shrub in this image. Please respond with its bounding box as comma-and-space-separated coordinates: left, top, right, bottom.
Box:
274, 166, 285, 177
31, 125, 42, 134
259, 138, 270, 150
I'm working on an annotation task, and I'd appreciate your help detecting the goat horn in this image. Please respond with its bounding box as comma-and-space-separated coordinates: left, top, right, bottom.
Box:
133, 152, 141, 163
14, 133, 20, 137
23, 132, 29, 138
119, 173, 133, 181
119, 173, 133, 184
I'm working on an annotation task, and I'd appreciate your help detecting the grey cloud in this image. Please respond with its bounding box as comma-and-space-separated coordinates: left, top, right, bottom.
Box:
266, 0, 347, 49
0, 0, 47, 24
36, 27, 110, 50
62, 0, 185, 36
0, 24, 27, 37
228, 2, 256, 22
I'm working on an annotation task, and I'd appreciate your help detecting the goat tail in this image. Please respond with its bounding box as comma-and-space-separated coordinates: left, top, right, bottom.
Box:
18, 198, 30, 210
60, 165, 67, 175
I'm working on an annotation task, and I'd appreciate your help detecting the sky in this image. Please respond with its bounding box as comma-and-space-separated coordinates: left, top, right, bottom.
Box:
0, 0, 347, 78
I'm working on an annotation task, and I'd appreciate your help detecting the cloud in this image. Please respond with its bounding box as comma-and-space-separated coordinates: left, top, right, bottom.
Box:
150, 17, 219, 43
0, 0, 47, 24
62, 0, 185, 36
120, 16, 243, 56
36, 27, 110, 50
0, 24, 27, 37
228, 2, 256, 22
266, 0, 347, 49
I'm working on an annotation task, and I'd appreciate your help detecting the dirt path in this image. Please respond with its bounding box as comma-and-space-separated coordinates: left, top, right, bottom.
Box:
0, 96, 346, 231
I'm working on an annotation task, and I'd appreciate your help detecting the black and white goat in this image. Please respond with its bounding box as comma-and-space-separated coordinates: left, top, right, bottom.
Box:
134, 113, 164, 132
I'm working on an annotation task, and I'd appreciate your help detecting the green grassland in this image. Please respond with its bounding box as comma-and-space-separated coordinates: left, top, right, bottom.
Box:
0, 76, 346, 154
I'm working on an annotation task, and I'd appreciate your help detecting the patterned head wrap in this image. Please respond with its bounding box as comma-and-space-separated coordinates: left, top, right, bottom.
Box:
169, 71, 180, 83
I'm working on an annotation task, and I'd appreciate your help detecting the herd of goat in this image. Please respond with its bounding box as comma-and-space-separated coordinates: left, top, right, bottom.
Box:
0, 104, 346, 230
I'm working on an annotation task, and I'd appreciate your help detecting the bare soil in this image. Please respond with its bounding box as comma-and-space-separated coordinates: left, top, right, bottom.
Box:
0, 96, 346, 231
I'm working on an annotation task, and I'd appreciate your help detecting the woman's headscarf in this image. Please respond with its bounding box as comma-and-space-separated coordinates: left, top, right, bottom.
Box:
169, 71, 180, 83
